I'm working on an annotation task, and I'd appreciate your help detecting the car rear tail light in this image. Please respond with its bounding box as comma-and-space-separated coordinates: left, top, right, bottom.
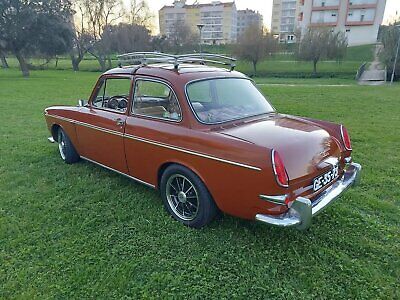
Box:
271, 149, 289, 187
340, 125, 352, 150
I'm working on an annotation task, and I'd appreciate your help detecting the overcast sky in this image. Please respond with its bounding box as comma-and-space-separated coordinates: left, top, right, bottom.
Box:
141, 0, 399, 34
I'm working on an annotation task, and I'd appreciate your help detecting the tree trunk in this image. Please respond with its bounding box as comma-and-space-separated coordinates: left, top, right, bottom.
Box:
15, 51, 30, 77
0, 52, 9, 69
252, 61, 257, 76
313, 60, 318, 76
97, 56, 107, 72
71, 55, 82, 71
107, 56, 112, 69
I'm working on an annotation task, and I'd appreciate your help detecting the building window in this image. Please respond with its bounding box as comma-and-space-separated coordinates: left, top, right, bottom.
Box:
346, 29, 351, 32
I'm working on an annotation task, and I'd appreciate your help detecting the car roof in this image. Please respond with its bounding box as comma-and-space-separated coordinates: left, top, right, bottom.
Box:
103, 63, 248, 84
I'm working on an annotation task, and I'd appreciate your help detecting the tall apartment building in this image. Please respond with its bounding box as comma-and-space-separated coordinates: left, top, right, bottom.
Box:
237, 9, 263, 37
159, 0, 237, 45
271, 0, 387, 46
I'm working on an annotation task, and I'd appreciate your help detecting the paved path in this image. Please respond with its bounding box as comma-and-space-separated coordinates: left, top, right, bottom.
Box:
358, 44, 386, 85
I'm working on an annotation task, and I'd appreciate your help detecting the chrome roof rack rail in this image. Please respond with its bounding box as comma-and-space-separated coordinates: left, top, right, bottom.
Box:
117, 52, 237, 71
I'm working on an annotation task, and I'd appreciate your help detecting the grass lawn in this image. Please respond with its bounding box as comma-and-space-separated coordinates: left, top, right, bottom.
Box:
0, 69, 399, 299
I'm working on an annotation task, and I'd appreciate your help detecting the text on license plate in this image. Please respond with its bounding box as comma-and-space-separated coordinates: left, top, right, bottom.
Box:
313, 164, 339, 192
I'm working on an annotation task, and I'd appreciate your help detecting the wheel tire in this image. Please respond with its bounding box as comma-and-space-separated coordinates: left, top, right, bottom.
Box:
57, 128, 80, 164
160, 165, 218, 228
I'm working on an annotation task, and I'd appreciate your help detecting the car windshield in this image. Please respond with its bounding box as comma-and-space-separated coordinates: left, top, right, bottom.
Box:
186, 78, 275, 124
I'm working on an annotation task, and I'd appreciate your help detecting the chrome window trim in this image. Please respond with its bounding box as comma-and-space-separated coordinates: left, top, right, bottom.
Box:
271, 149, 289, 188
81, 156, 155, 188
46, 113, 261, 171
340, 124, 352, 150
184, 76, 276, 125
91, 76, 133, 115
131, 77, 183, 123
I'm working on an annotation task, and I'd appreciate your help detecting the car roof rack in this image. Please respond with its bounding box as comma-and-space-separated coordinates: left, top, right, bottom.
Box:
117, 52, 237, 71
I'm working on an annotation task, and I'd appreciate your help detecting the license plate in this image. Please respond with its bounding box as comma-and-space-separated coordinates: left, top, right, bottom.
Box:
313, 164, 339, 192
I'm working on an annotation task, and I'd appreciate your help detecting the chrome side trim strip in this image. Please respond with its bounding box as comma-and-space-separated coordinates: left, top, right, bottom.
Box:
124, 133, 261, 171
46, 113, 261, 171
46, 113, 124, 137
259, 194, 287, 205
81, 156, 156, 188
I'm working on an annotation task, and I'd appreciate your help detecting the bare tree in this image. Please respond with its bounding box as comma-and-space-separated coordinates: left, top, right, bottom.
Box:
75, 0, 124, 71
69, 3, 94, 71
235, 25, 278, 76
167, 20, 197, 53
104, 23, 151, 54
126, 0, 153, 27
296, 27, 347, 75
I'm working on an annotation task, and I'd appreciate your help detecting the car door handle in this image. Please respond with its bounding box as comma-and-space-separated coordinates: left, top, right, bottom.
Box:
115, 118, 125, 126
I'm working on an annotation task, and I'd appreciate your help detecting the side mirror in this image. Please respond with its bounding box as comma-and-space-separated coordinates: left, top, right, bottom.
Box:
78, 99, 87, 107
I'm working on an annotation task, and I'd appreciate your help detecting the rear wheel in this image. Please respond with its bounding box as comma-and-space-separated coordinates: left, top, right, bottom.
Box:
57, 128, 80, 164
160, 165, 218, 228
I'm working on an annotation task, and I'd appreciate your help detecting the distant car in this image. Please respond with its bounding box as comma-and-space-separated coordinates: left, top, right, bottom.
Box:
44, 52, 361, 230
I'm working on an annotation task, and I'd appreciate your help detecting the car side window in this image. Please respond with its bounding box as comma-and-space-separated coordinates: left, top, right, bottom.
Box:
133, 79, 182, 121
92, 77, 131, 113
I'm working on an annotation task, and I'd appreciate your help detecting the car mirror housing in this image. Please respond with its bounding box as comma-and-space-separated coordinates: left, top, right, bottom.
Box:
78, 99, 87, 107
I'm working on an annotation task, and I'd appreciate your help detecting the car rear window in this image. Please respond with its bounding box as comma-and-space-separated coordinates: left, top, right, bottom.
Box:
186, 78, 274, 124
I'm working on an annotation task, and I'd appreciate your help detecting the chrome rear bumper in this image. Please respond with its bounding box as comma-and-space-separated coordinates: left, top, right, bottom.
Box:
255, 162, 362, 230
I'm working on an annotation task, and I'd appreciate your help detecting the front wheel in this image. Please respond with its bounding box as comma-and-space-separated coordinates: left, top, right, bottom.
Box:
160, 165, 218, 228
57, 128, 80, 164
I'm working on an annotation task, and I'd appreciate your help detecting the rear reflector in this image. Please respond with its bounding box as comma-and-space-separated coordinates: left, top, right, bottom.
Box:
271, 149, 289, 187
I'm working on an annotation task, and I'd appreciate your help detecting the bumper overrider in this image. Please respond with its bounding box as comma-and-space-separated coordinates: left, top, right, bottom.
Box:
256, 162, 362, 230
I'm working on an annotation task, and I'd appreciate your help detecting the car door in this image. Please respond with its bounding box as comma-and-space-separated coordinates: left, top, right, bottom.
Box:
75, 75, 133, 174
124, 77, 185, 185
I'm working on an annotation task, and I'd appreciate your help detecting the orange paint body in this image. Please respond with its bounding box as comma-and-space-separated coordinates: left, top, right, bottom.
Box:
44, 65, 351, 221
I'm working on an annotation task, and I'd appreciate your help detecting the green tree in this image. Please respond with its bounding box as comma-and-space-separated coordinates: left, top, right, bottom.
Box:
235, 25, 278, 76
380, 21, 400, 81
0, 0, 73, 77
296, 28, 348, 75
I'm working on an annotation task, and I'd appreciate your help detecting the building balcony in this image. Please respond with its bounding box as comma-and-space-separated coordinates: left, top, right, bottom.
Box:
310, 21, 337, 26
348, 0, 377, 8
348, 3, 377, 9
345, 20, 375, 26
312, 5, 339, 11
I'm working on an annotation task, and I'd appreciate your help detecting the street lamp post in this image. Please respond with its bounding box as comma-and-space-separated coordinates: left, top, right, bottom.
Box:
390, 25, 400, 85
197, 24, 205, 54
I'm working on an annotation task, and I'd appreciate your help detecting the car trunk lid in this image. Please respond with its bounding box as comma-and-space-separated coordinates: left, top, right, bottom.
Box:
216, 114, 341, 180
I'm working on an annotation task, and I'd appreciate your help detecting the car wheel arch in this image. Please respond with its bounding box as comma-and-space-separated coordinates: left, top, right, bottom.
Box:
156, 161, 220, 206
157, 161, 206, 189
51, 124, 62, 142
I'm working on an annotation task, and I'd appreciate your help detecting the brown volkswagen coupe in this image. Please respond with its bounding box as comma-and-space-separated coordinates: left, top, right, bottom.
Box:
44, 53, 361, 230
